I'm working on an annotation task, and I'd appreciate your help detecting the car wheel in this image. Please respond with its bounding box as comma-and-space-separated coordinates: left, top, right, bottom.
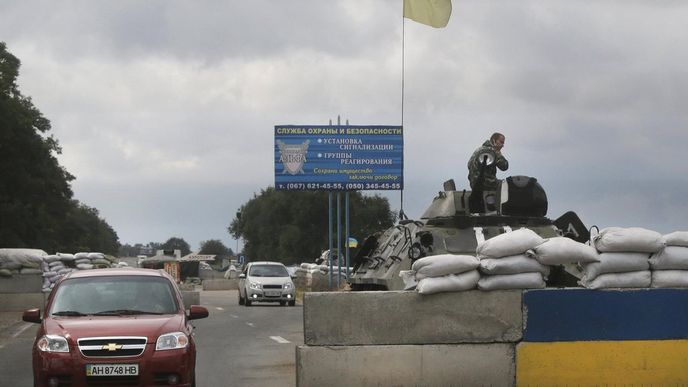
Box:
245, 298, 252, 307
289, 300, 296, 306
280, 301, 286, 306
238, 292, 245, 305
191, 371, 196, 387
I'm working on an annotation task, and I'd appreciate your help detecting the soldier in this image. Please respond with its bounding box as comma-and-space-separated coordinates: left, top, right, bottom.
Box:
467, 132, 509, 191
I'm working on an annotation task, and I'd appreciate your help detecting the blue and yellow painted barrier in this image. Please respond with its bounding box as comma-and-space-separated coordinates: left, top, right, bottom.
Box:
517, 289, 688, 386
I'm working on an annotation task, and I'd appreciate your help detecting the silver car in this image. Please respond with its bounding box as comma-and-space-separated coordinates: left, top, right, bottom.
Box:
238, 262, 296, 306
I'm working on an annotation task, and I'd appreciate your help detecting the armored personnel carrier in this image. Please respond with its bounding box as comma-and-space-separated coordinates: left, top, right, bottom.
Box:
349, 173, 587, 291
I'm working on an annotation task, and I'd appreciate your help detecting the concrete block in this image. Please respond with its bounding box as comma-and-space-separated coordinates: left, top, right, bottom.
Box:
199, 270, 225, 280
517, 340, 688, 385
296, 343, 515, 387
181, 291, 200, 309
202, 279, 238, 291
524, 288, 688, 342
0, 274, 43, 293
0, 293, 46, 311
304, 290, 522, 345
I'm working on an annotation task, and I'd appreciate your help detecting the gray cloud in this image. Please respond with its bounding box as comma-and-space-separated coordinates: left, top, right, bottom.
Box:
2, 0, 688, 250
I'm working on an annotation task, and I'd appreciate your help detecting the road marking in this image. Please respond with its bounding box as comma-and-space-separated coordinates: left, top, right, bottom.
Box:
215, 307, 224, 311
246, 322, 254, 327
270, 336, 290, 344
230, 314, 238, 319
11, 323, 33, 338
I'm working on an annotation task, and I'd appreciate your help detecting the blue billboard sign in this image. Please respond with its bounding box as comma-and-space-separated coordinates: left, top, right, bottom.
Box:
275, 125, 403, 191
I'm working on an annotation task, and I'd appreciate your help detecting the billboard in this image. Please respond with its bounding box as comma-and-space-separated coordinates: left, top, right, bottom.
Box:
274, 125, 403, 191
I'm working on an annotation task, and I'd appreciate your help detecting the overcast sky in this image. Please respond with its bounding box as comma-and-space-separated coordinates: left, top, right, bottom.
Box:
2, 1, 687, 254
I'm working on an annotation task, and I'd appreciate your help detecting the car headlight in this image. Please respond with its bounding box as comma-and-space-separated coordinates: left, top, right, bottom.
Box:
249, 282, 262, 290
283, 282, 293, 290
156, 332, 189, 351
37, 335, 70, 353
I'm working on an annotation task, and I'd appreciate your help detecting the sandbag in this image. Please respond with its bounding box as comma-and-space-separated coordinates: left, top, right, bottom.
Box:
478, 272, 545, 291
91, 258, 111, 266
0, 248, 46, 268
663, 232, 688, 247
412, 254, 479, 279
57, 253, 76, 261
479, 254, 550, 276
649, 246, 688, 270
580, 270, 651, 289
399, 270, 417, 290
581, 252, 650, 281
42, 271, 58, 277
593, 227, 664, 253
74, 252, 90, 259
76, 263, 94, 270
88, 252, 105, 260
531, 237, 600, 265
44, 255, 61, 263
48, 260, 65, 268
417, 270, 480, 295
477, 228, 545, 259
0, 269, 12, 277
651, 270, 688, 288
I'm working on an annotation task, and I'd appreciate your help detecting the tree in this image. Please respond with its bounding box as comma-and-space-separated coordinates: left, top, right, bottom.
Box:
161, 237, 191, 256
0, 42, 121, 253
228, 188, 396, 264
199, 239, 233, 266
58, 201, 120, 255
199, 239, 233, 257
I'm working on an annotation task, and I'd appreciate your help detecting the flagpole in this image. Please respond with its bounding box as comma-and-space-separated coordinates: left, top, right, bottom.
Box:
399, 1, 406, 221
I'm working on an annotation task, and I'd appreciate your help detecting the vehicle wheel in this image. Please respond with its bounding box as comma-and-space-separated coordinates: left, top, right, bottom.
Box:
191, 371, 196, 387
238, 292, 245, 305
280, 301, 286, 306
289, 300, 296, 306
245, 298, 252, 307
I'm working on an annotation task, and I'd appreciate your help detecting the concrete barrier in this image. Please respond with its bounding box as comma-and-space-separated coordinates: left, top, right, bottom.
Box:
199, 270, 225, 280
202, 279, 238, 290
304, 290, 522, 345
181, 291, 200, 309
0, 274, 43, 293
517, 288, 688, 386
0, 293, 46, 311
296, 343, 515, 387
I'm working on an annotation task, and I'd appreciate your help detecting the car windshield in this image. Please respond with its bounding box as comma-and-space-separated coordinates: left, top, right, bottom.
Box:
248, 264, 289, 277
50, 275, 178, 315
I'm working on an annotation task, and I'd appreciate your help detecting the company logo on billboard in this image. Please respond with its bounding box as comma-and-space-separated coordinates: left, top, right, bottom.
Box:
277, 140, 310, 175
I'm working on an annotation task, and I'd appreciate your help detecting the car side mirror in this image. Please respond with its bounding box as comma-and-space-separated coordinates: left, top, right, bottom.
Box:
187, 305, 209, 320
239, 273, 246, 279
23, 308, 41, 324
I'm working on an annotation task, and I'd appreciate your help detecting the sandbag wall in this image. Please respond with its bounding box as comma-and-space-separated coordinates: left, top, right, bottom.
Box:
295, 263, 350, 292
297, 289, 688, 387
0, 249, 127, 311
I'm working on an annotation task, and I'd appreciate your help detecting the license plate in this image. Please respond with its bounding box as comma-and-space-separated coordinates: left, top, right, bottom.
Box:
265, 290, 281, 296
86, 364, 139, 376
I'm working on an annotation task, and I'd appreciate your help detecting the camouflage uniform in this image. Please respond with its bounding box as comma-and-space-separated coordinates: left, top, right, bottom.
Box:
467, 140, 509, 191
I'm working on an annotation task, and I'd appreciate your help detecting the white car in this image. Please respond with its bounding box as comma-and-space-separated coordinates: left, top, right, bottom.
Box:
238, 261, 296, 306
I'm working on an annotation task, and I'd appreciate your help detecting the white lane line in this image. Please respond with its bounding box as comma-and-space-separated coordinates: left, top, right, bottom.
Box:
246, 322, 255, 327
215, 307, 224, 311
230, 314, 238, 319
270, 336, 290, 344
11, 323, 33, 338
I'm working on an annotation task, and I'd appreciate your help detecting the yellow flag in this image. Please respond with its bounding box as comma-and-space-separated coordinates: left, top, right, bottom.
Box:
403, 0, 452, 28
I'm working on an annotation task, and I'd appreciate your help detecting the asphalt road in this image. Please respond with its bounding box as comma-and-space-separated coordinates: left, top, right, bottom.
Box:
0, 289, 304, 387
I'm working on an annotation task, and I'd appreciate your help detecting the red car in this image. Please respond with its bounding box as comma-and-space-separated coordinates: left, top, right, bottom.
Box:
23, 268, 209, 387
